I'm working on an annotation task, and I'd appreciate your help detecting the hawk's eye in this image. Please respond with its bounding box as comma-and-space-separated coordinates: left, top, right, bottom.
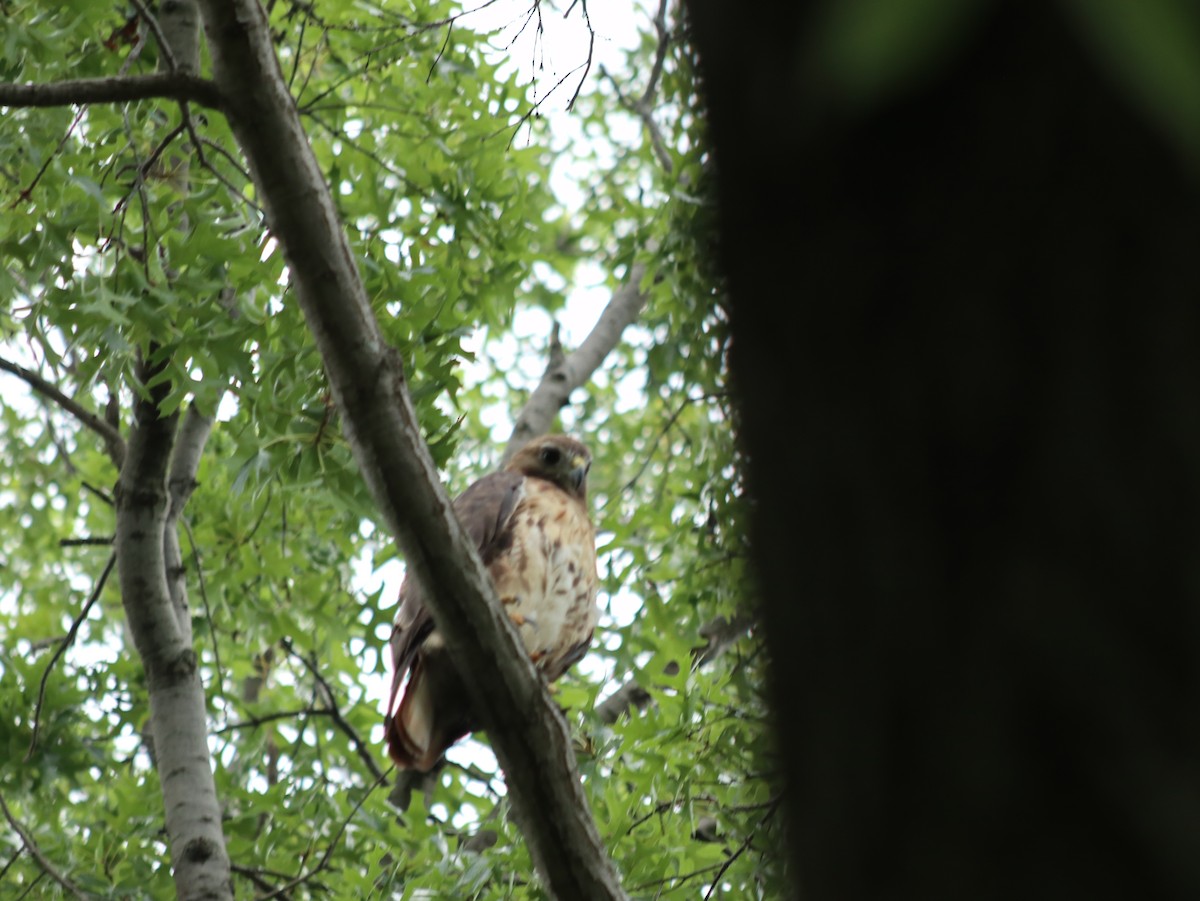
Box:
539, 446, 562, 466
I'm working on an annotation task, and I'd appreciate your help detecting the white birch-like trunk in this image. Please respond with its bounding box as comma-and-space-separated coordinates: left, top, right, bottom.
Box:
115, 368, 232, 901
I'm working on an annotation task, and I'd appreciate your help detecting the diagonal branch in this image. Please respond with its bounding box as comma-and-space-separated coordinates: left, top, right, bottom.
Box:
194, 1, 628, 897
503, 265, 648, 462
130, 0, 180, 73
0, 73, 222, 110
26, 553, 117, 760
0, 355, 126, 466
280, 639, 387, 782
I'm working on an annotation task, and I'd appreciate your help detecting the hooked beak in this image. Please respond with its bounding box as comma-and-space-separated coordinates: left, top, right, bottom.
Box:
570, 455, 589, 493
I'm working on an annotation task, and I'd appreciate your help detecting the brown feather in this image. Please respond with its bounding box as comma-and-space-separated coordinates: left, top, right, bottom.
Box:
385, 435, 598, 771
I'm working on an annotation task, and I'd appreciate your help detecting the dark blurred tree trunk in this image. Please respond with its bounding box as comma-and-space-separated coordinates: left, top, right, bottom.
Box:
686, 2, 1200, 899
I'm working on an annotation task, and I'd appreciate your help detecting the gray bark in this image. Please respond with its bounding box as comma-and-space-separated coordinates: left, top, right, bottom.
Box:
0, 72, 220, 109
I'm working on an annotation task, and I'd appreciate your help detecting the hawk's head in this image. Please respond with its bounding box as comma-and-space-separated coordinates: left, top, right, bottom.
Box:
507, 435, 592, 501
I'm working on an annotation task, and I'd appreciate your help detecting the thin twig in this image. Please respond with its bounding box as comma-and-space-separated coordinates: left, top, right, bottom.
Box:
565, 0, 594, 111
496, 58, 591, 148
294, 0, 508, 111
608, 393, 717, 506
26, 553, 117, 760
182, 517, 227, 699
0, 789, 94, 900
59, 536, 114, 547
702, 799, 781, 901
199, 136, 253, 183
81, 481, 115, 507
427, 21, 453, 83
0, 847, 24, 883
130, 0, 178, 72
232, 863, 292, 899
280, 640, 386, 781
216, 706, 336, 734
304, 113, 419, 193
252, 768, 390, 901
15, 870, 47, 901
112, 120, 187, 217
8, 107, 85, 209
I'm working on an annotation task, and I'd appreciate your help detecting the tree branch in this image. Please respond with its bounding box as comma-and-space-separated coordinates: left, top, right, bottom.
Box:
26, 553, 117, 760
130, 0, 180, 73
0, 72, 222, 110
193, 2, 628, 897
0, 789, 94, 900
250, 771, 387, 901
503, 265, 648, 462
280, 639, 387, 782
0, 355, 126, 466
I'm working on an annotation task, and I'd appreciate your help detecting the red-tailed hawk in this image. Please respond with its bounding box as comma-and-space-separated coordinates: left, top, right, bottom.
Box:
385, 435, 599, 771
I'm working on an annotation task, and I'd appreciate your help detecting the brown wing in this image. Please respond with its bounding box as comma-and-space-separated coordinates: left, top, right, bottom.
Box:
385, 435, 598, 771
385, 470, 526, 768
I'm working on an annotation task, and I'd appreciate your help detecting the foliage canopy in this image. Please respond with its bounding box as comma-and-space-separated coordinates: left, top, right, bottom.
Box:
0, 1, 780, 897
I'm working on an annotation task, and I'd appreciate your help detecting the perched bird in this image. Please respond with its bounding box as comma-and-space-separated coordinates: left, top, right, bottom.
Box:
385, 434, 599, 771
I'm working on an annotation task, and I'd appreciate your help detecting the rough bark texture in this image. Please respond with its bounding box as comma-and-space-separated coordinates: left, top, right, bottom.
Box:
503, 267, 647, 462
688, 2, 1200, 899
116, 363, 232, 901
195, 2, 626, 898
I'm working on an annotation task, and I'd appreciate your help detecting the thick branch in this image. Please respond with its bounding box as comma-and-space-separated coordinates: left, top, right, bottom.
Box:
0, 72, 222, 110
0, 355, 126, 466
503, 266, 648, 462
194, 3, 626, 898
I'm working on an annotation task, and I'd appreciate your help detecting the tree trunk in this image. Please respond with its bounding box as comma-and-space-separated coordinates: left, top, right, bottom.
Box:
688, 2, 1200, 899
116, 360, 232, 901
